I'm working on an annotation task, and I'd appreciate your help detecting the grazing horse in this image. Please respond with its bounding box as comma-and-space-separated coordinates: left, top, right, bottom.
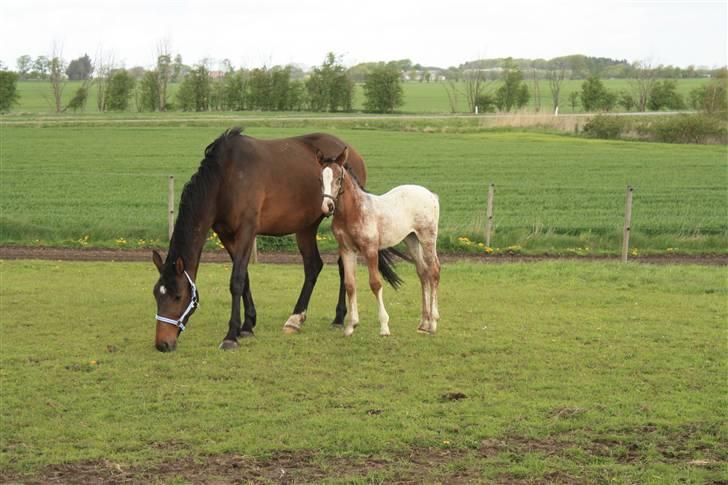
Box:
151, 128, 388, 352
318, 147, 441, 337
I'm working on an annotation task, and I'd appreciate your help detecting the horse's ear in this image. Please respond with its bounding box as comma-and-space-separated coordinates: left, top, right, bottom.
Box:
335, 147, 348, 166
315, 149, 324, 164
175, 257, 185, 276
152, 250, 164, 273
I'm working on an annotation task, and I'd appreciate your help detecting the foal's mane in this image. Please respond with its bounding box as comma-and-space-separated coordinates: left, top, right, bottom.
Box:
165, 127, 243, 274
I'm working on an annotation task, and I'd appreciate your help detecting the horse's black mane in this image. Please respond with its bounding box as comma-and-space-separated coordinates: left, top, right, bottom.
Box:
163, 127, 243, 280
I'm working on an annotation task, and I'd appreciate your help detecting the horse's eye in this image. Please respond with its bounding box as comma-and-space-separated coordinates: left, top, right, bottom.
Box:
175, 295, 182, 301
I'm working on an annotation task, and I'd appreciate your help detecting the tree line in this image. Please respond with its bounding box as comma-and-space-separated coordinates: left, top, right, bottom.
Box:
0, 51, 725, 114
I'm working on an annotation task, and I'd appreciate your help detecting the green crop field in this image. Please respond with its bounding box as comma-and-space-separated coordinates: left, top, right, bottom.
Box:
0, 260, 725, 482
11, 78, 709, 115
1, 122, 725, 255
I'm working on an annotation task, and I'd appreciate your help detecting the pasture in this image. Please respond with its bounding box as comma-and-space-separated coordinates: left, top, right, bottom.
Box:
1, 122, 726, 255
10, 78, 710, 115
1, 259, 726, 482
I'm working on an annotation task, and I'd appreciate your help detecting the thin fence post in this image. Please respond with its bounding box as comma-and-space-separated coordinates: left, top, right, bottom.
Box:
485, 183, 495, 247
622, 185, 633, 262
167, 176, 174, 241
250, 237, 258, 264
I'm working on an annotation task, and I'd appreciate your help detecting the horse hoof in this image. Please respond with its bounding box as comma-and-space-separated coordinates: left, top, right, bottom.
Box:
331, 322, 344, 329
282, 325, 300, 335
417, 327, 430, 335
219, 340, 239, 350
239, 330, 255, 339
380, 332, 391, 337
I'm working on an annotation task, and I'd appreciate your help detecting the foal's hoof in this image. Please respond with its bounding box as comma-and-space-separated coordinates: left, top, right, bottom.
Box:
282, 325, 300, 335
417, 325, 431, 335
219, 339, 239, 350
239, 330, 255, 339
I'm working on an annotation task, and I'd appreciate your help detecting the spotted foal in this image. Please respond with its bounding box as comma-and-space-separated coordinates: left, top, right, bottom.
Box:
318, 148, 441, 336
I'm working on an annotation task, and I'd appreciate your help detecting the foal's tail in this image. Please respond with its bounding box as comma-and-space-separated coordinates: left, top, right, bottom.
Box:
378, 247, 412, 290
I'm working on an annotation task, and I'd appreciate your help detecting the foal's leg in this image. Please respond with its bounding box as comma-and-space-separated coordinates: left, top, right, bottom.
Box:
220, 228, 256, 350
419, 231, 441, 334
283, 224, 324, 333
341, 250, 359, 337
404, 234, 432, 333
365, 250, 390, 336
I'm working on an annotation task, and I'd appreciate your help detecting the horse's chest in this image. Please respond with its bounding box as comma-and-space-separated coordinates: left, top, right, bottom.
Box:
332, 216, 376, 251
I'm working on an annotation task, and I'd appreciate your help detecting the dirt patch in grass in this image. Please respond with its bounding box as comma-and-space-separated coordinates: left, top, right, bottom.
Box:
3, 430, 725, 484
2, 246, 727, 266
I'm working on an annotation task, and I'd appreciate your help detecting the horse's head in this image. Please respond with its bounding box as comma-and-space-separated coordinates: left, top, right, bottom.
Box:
317, 147, 348, 216
151, 250, 199, 352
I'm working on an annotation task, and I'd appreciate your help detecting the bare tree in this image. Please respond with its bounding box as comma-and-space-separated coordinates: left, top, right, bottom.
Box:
95, 50, 115, 112
156, 39, 172, 111
547, 61, 567, 113
462, 59, 490, 113
630, 60, 657, 112
443, 80, 459, 113
48, 43, 66, 113
530, 65, 541, 113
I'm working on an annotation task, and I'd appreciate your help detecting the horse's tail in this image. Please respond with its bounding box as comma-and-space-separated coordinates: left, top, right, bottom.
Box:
378, 247, 412, 290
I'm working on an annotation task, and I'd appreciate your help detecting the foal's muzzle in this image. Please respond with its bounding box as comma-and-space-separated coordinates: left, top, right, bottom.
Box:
322, 194, 336, 216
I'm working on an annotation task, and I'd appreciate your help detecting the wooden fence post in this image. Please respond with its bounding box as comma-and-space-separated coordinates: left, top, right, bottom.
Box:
485, 183, 495, 247
167, 176, 174, 241
250, 237, 258, 264
621, 185, 633, 262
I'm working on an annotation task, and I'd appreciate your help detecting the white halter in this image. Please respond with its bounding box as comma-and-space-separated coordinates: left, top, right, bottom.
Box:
155, 271, 199, 332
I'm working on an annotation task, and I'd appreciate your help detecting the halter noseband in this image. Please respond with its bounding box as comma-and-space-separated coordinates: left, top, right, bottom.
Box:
155, 270, 199, 332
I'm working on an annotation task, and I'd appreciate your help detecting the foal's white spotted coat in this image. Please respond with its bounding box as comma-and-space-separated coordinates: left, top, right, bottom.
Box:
321, 153, 441, 337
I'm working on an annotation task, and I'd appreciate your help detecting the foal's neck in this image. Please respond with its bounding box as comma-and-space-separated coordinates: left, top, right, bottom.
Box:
336, 170, 367, 219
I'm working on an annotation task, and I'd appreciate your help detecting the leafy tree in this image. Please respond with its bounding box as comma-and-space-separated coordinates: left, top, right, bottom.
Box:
618, 91, 635, 111
270, 66, 294, 111
65, 54, 93, 80
106, 69, 135, 111
568, 91, 580, 112
176, 65, 210, 111
0, 71, 20, 112
248, 67, 272, 110
648, 80, 685, 111
305, 53, 353, 112
580, 76, 608, 111
137, 70, 160, 111
172, 54, 184, 82
32, 56, 49, 79
689, 70, 728, 113
474, 93, 497, 113
65, 87, 88, 113
363, 64, 403, 113
495, 59, 530, 112
222, 70, 248, 110
16, 55, 32, 79
156, 53, 172, 111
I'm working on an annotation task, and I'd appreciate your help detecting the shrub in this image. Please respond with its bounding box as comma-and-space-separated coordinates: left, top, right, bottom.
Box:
106, 69, 135, 111
0, 70, 20, 112
363, 64, 403, 113
582, 115, 630, 139
646, 114, 727, 144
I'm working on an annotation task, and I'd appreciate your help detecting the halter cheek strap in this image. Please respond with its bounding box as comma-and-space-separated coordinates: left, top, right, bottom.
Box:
155, 271, 199, 332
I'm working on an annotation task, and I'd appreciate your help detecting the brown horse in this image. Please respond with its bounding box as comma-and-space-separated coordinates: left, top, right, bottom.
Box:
151, 128, 402, 352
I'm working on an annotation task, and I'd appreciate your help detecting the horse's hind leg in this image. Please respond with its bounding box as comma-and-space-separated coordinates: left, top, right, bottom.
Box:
404, 234, 432, 333
240, 272, 256, 337
283, 224, 324, 333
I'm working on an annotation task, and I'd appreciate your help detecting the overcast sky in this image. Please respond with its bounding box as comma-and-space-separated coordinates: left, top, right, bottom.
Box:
1, 0, 725, 70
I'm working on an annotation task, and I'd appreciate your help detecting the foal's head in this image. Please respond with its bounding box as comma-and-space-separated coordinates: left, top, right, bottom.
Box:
151, 250, 199, 352
317, 147, 348, 216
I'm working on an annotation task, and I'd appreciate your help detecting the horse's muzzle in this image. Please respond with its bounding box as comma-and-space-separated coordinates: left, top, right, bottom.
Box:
155, 340, 177, 352
322, 199, 335, 216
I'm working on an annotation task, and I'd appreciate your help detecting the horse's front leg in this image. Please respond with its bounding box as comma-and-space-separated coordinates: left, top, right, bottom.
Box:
283, 225, 323, 333
342, 250, 359, 337
365, 250, 390, 336
331, 256, 347, 327
219, 229, 255, 350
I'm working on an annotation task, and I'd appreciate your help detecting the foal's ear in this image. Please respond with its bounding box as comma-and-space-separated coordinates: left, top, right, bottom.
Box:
152, 250, 164, 273
335, 147, 349, 166
175, 257, 185, 276
314, 149, 324, 164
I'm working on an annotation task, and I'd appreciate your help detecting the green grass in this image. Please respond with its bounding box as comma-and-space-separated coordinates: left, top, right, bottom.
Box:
1, 260, 726, 482
1, 125, 726, 254
12, 78, 710, 115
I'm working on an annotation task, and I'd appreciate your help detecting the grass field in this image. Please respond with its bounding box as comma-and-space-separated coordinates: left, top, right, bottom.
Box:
11, 78, 709, 115
1, 123, 725, 255
0, 259, 725, 482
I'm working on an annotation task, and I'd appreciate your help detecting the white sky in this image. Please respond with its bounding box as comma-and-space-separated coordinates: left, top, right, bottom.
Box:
1, 0, 726, 70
